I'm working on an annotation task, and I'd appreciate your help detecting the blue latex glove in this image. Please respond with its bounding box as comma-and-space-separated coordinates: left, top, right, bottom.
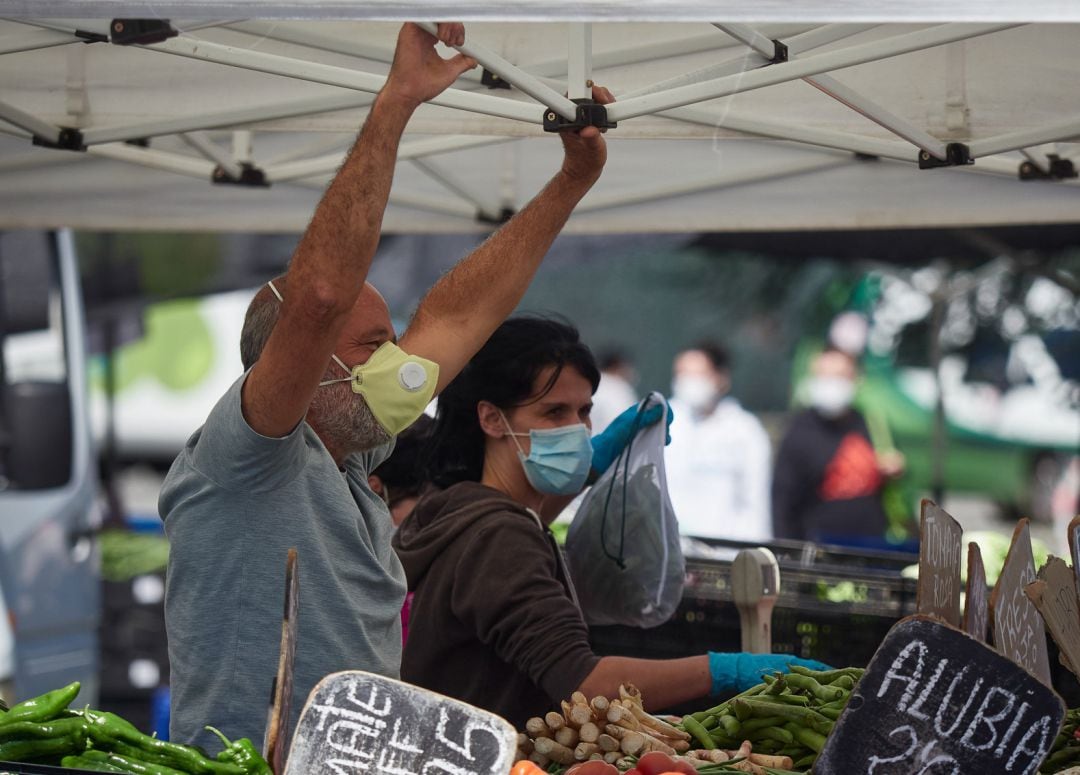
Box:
590, 401, 674, 477
708, 652, 831, 695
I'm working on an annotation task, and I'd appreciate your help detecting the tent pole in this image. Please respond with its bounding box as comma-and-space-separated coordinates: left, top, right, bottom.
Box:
180, 132, 243, 179
716, 22, 955, 160
661, 104, 915, 162
0, 98, 61, 144
266, 135, 515, 183
142, 35, 544, 125
0, 28, 78, 55
87, 143, 215, 179
576, 156, 846, 213
414, 22, 577, 121
608, 23, 1018, 121
566, 23, 592, 100
81, 93, 376, 146
410, 157, 502, 221
620, 24, 873, 100
968, 116, 1080, 157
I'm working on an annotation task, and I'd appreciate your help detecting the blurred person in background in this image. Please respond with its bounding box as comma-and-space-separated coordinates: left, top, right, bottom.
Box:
772, 348, 905, 544
589, 348, 639, 435
666, 341, 772, 542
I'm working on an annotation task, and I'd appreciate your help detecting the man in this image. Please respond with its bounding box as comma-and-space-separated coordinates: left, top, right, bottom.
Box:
771, 348, 905, 543
589, 348, 639, 434
159, 23, 613, 749
665, 342, 772, 541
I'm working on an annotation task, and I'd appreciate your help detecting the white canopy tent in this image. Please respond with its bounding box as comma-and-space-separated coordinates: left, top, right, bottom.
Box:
0, 8, 1079, 234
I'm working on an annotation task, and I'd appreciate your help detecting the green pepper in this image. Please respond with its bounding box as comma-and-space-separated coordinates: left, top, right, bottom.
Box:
0, 682, 81, 729
205, 726, 273, 775
0, 716, 90, 742
62, 753, 131, 772
0, 733, 86, 762
76, 749, 191, 775
82, 709, 244, 775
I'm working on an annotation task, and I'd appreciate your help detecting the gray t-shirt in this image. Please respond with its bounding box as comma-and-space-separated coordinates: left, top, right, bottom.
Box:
159, 373, 406, 751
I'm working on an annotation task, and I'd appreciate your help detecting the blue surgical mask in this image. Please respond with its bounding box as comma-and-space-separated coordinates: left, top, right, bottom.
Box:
499, 412, 593, 496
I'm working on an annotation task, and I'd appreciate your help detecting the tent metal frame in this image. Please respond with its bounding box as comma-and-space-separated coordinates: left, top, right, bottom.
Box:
0, 17, 1077, 227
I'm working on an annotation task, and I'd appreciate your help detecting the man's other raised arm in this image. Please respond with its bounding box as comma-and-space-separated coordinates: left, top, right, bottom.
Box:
400, 86, 614, 394
243, 24, 476, 437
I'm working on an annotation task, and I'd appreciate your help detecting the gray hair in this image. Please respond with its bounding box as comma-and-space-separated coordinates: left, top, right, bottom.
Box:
240, 275, 286, 371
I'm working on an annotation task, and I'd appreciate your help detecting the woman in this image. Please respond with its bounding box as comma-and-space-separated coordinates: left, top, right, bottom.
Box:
393, 316, 823, 727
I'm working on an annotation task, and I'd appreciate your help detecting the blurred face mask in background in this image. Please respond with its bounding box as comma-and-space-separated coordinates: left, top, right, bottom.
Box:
671, 374, 719, 413
807, 376, 856, 419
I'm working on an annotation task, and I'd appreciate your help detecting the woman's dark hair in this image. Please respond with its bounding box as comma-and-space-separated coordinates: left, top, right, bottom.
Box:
426, 315, 600, 488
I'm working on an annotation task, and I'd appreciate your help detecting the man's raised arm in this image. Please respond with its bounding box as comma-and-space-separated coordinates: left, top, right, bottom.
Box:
243, 24, 476, 437
400, 86, 614, 394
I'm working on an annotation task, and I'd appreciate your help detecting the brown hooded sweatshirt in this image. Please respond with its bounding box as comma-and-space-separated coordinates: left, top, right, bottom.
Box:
392, 481, 599, 727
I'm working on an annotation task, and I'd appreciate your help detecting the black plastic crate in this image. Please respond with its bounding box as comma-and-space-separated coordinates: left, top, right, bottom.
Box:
590, 538, 919, 669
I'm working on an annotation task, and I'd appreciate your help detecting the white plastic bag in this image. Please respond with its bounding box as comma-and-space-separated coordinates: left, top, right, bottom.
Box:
565, 392, 684, 628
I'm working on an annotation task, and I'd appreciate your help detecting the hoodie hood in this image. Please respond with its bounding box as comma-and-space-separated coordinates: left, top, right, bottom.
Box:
393, 481, 541, 591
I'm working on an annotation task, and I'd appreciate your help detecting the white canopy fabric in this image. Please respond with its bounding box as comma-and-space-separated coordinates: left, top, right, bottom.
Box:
0, 14, 1078, 233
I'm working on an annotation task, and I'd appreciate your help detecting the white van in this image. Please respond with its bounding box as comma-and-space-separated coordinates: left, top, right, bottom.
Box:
0, 229, 100, 703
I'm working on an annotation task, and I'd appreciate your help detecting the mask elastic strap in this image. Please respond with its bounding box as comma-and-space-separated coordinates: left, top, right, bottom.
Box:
497, 410, 530, 457
269, 279, 351, 387
318, 354, 353, 387
267, 279, 284, 302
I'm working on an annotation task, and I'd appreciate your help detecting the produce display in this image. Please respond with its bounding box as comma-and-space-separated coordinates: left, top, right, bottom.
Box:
0, 681, 271, 774
514, 684, 817, 774
1042, 708, 1080, 774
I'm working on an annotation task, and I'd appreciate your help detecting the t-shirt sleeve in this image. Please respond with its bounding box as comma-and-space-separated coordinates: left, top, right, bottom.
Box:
451, 519, 599, 704
189, 372, 309, 492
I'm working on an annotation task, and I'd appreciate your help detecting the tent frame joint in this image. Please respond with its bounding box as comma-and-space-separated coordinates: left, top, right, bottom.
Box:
543, 98, 616, 133
109, 18, 178, 46
74, 29, 109, 44
475, 206, 516, 226
212, 162, 270, 188
918, 142, 973, 169
769, 39, 790, 64
32, 127, 85, 152
480, 69, 511, 90
1018, 154, 1077, 181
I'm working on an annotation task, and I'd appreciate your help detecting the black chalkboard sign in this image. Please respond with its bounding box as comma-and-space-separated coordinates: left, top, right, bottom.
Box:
917, 500, 963, 627
284, 671, 518, 775
1070, 516, 1079, 598
816, 616, 1065, 775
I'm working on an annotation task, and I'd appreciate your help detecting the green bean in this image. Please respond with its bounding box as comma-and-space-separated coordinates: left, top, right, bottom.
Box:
682, 715, 716, 750
789, 665, 864, 682
738, 716, 787, 735
783, 722, 827, 753
733, 699, 833, 735
782, 672, 844, 702
688, 684, 767, 722
755, 726, 795, 746
719, 714, 741, 737
700, 714, 719, 731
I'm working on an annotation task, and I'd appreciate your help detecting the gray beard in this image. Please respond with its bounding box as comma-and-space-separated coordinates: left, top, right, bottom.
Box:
310, 379, 392, 455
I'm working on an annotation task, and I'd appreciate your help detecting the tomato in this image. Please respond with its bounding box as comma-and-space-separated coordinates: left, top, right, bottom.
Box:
565, 762, 618, 775
510, 761, 546, 775
634, 752, 696, 775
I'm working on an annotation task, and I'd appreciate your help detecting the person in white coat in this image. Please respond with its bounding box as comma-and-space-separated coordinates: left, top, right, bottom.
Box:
665, 341, 773, 542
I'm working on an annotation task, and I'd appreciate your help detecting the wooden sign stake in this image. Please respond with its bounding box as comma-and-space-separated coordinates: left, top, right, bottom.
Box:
265, 548, 299, 774
917, 499, 963, 627
1025, 555, 1080, 682
964, 541, 989, 643
989, 519, 1052, 687
1069, 516, 1079, 598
